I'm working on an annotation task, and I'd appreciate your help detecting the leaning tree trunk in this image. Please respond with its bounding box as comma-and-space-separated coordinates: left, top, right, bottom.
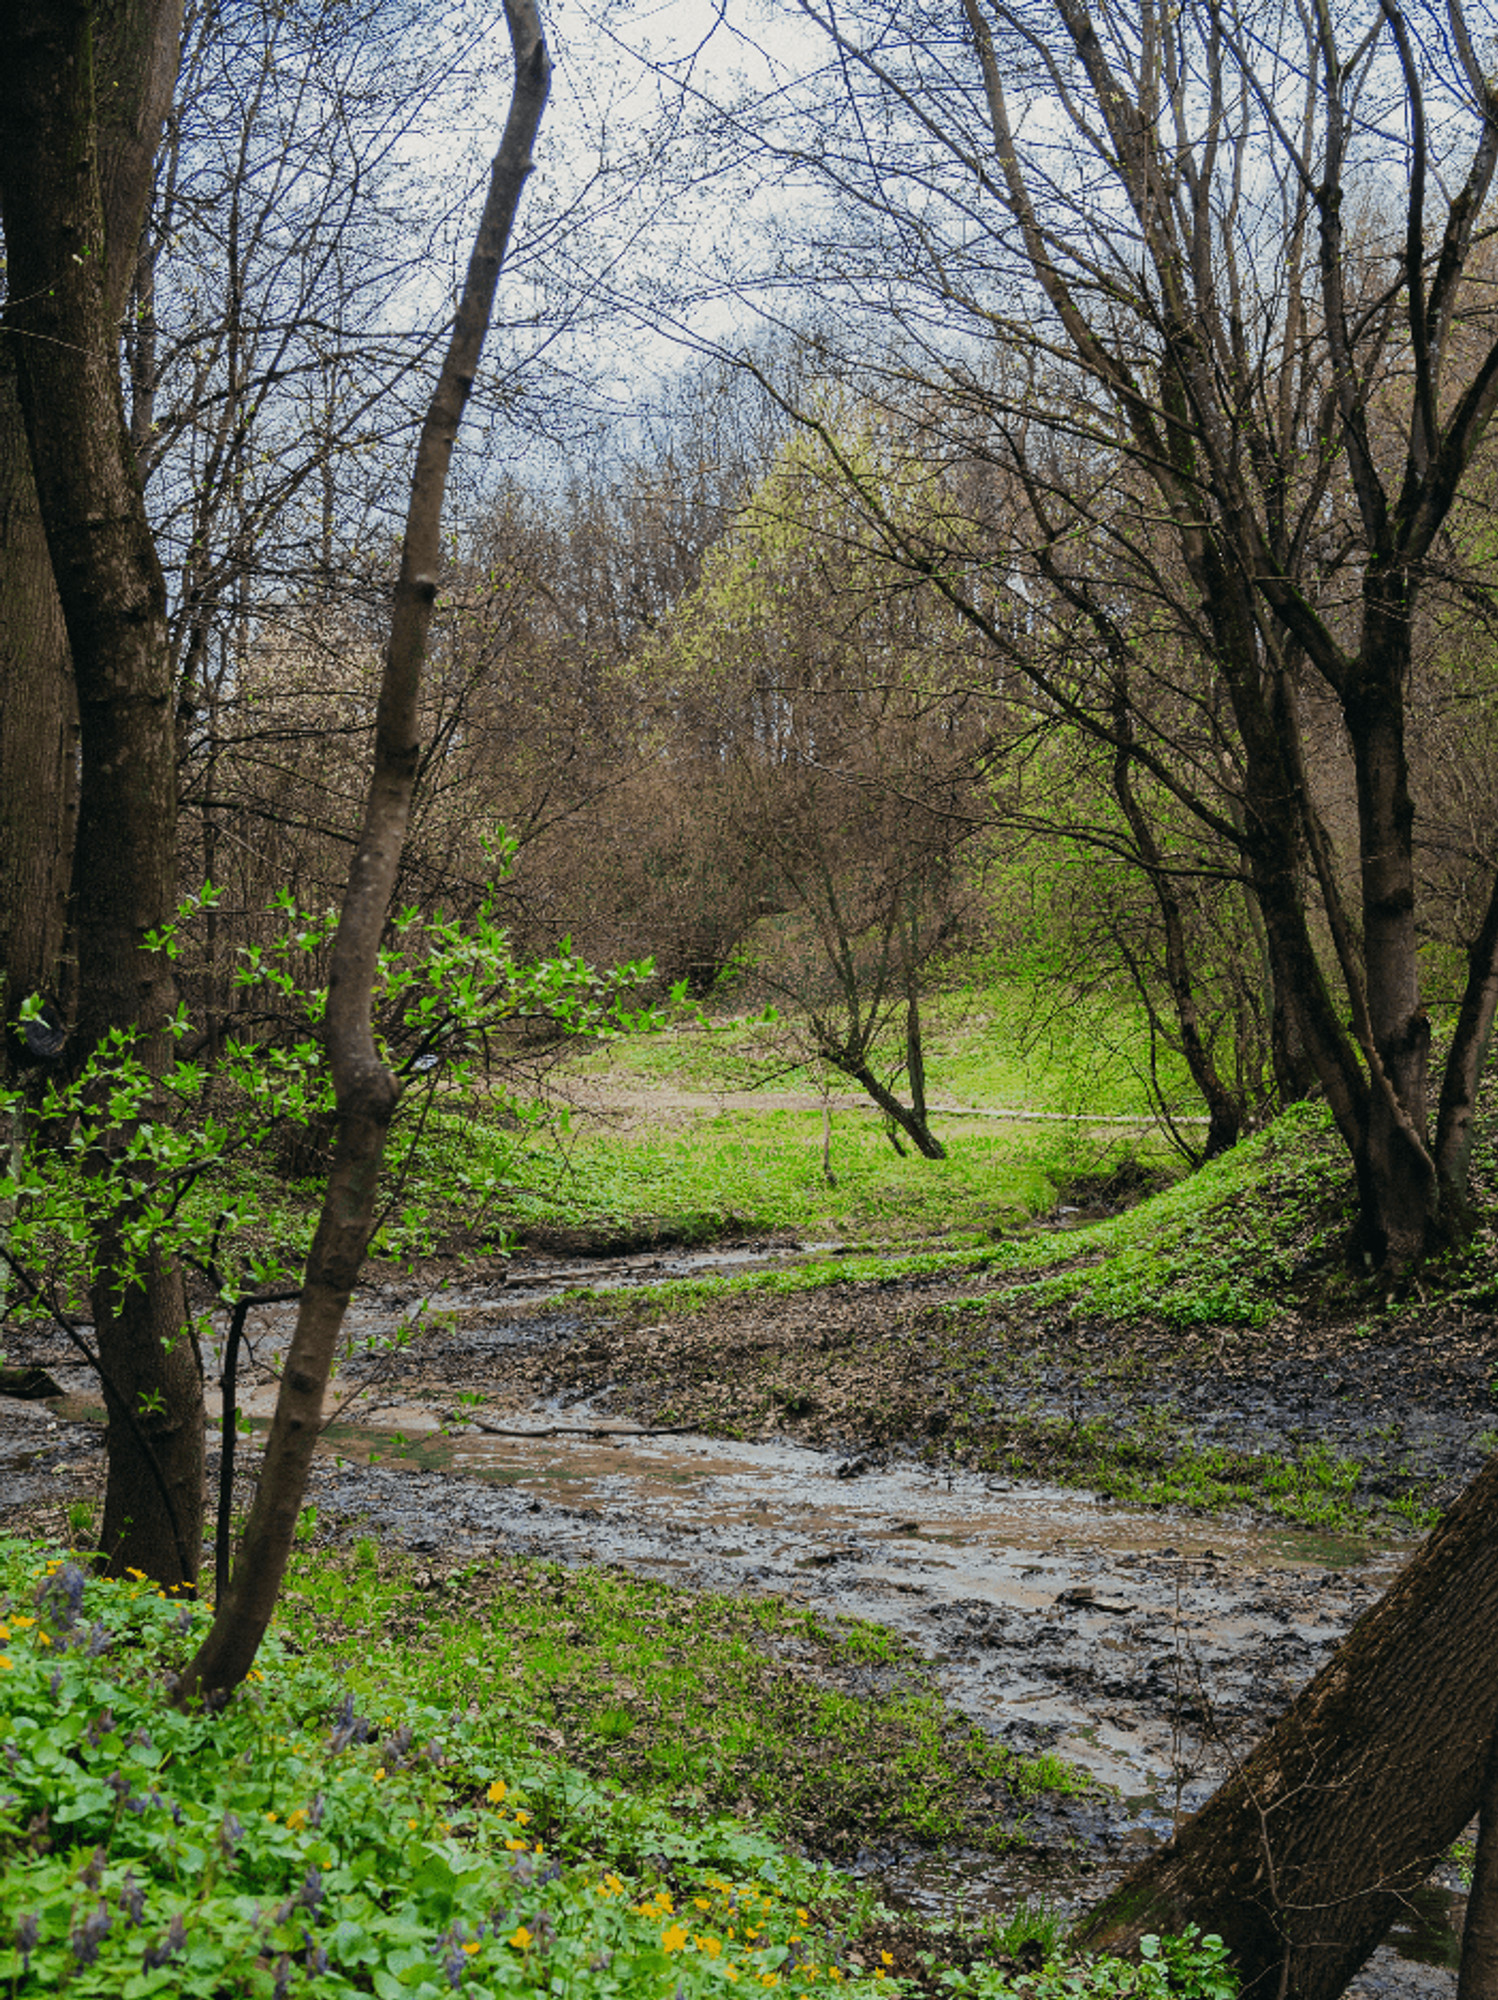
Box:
834, 1052, 947, 1159
1074, 1450, 1498, 2000
0, 0, 199, 1585
176, 0, 551, 1702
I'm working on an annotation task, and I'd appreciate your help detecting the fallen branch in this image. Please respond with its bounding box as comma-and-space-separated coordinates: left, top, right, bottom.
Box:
446, 1411, 700, 1440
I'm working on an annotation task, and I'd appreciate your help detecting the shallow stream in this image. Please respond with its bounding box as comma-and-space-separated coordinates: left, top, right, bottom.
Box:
11, 1246, 1470, 1994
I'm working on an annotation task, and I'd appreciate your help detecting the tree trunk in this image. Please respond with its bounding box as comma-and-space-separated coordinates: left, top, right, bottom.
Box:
834, 1051, 947, 1158
1074, 1450, 1498, 2000
1111, 701, 1242, 1158
0, 341, 75, 1082
1434, 864, 1498, 1234
91, 1240, 201, 1585
1459, 1720, 1498, 2000
177, 0, 551, 1701
0, 0, 193, 1582
1345, 607, 1436, 1268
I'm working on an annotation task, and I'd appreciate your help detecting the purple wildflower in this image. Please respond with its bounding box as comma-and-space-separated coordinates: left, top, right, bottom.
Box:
80, 1847, 106, 1889
271, 1953, 292, 1999
70, 1901, 112, 1967
218, 1810, 244, 1861
328, 1691, 372, 1753
37, 1562, 87, 1628
379, 1723, 413, 1767
85, 1709, 116, 1748
297, 1865, 324, 1916
86, 1621, 112, 1657
141, 1912, 186, 1970
118, 1872, 145, 1926
13, 1914, 39, 1973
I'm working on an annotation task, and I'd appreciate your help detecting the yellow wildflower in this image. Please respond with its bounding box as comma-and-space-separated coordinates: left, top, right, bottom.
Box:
661, 1925, 689, 1953
36, 1633, 50, 1648
464, 1942, 481, 1956
0, 1625, 9, 1643
486, 1779, 508, 1806
829, 1971, 843, 1984
798, 1911, 810, 1923
504, 1838, 528, 1853
266, 1812, 279, 1824
695, 1899, 712, 1912
514, 1809, 531, 1825
0, 1656, 11, 1671
408, 1818, 419, 1831
374, 1767, 386, 1781
126, 1566, 145, 1580
286, 1809, 309, 1832
10, 1616, 33, 1629
881, 1953, 894, 1967
760, 1976, 780, 1989
724, 1970, 739, 1984
699, 1936, 723, 1958
509, 1926, 532, 1950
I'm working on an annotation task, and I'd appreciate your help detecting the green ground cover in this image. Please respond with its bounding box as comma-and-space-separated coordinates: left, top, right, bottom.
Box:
279, 1544, 1083, 1859
0, 1541, 1236, 2000
571, 978, 1187, 1124
480, 1110, 1120, 1247
171, 970, 1189, 1264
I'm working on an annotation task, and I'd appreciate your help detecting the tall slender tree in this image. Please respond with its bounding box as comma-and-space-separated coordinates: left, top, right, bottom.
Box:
0, 0, 200, 1584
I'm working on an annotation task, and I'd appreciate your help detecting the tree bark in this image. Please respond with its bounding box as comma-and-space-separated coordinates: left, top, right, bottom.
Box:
177, 0, 551, 1701
831, 1050, 946, 1158
0, 0, 194, 1583
0, 341, 75, 1081
1459, 1721, 1498, 2000
1074, 1451, 1498, 2000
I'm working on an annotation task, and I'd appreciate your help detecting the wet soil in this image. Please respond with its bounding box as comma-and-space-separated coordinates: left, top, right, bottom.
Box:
0, 1235, 1483, 1996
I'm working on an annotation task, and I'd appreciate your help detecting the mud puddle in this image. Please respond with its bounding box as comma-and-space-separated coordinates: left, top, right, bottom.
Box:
285, 1413, 1461, 1994
223, 1399, 1395, 1814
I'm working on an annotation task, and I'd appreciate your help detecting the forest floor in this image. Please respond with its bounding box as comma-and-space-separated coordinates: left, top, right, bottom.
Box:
5, 1021, 1498, 1996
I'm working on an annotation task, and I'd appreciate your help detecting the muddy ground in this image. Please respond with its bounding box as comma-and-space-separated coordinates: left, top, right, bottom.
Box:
1, 1234, 1487, 1998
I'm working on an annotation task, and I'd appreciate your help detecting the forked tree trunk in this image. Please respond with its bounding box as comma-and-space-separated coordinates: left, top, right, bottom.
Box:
1074, 1451, 1498, 2000
832, 1051, 946, 1158
177, 0, 551, 1701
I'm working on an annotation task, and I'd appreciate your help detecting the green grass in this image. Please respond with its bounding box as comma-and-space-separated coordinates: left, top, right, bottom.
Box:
488, 1110, 1145, 1246
570, 1103, 1347, 1325
575, 978, 1190, 1126
0, 1540, 1237, 2000
277, 1545, 1087, 1861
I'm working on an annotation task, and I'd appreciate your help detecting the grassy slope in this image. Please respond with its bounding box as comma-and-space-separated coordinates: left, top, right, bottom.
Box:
377, 980, 1189, 1255
542, 1096, 1498, 1536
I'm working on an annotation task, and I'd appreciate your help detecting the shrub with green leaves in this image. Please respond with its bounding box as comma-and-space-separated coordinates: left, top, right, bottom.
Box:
0, 1541, 852, 1997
